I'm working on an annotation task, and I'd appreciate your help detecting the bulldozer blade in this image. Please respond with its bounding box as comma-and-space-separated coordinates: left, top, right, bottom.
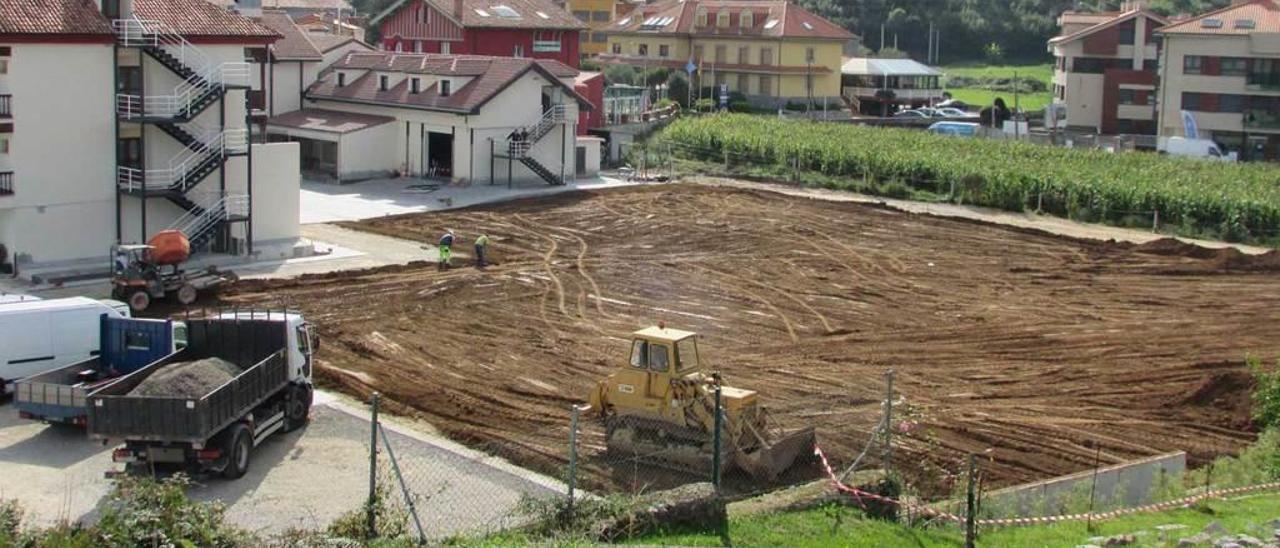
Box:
737, 427, 817, 481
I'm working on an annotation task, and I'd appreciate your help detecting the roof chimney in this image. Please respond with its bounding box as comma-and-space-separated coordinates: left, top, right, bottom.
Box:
455, 0, 464, 19
234, 0, 264, 18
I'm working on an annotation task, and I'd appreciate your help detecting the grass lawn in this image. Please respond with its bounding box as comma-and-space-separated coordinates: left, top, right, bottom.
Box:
625, 493, 1280, 547
939, 62, 1054, 111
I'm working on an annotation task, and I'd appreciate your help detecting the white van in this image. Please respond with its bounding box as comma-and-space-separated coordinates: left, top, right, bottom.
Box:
0, 297, 130, 392
1161, 137, 1237, 161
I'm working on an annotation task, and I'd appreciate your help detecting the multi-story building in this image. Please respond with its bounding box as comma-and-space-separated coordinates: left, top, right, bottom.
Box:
1048, 3, 1167, 134
266, 51, 595, 184
1155, 0, 1280, 160
0, 0, 304, 271
565, 0, 616, 56
369, 0, 585, 68
597, 0, 854, 108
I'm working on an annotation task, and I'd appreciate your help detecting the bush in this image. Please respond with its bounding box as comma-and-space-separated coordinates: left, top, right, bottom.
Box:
1251, 356, 1280, 428
95, 474, 253, 547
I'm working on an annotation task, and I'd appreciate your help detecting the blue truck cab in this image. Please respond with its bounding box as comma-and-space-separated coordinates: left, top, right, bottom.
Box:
14, 316, 184, 425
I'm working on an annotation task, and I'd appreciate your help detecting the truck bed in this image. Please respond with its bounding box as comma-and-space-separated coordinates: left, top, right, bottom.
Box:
14, 359, 114, 423
87, 319, 288, 444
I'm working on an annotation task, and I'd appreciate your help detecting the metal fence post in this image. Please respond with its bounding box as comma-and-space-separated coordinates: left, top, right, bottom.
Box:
1086, 443, 1102, 533
712, 383, 723, 490
568, 404, 581, 510
368, 393, 380, 539
965, 454, 977, 548
884, 369, 894, 476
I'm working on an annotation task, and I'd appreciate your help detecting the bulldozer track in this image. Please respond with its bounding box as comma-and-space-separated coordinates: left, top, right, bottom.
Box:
225, 184, 1280, 496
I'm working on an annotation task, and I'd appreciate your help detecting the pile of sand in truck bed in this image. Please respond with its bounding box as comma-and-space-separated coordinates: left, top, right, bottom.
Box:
128, 357, 243, 398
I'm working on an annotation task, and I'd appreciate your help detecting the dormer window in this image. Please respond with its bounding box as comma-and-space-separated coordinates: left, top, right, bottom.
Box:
741, 11, 753, 28
716, 11, 729, 27
696, 9, 707, 27
337, 72, 346, 87
410, 77, 421, 94
440, 79, 452, 96
379, 75, 389, 91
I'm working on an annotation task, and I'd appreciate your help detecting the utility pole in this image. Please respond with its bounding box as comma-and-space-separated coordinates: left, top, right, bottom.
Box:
880, 23, 885, 52
927, 22, 934, 64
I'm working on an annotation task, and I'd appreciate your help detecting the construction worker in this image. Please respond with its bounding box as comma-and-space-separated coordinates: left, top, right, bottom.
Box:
437, 229, 454, 270
474, 233, 490, 269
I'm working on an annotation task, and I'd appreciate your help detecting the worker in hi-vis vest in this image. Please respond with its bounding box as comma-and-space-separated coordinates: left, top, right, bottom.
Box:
474, 233, 490, 269
437, 230, 454, 270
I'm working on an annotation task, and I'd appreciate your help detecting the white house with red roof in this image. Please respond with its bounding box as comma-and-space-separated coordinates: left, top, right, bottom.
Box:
0, 0, 307, 273
369, 0, 586, 68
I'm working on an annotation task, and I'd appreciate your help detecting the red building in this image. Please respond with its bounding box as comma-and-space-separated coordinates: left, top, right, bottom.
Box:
370, 0, 585, 68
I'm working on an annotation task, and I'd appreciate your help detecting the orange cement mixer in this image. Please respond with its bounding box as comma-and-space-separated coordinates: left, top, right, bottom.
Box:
146, 230, 192, 266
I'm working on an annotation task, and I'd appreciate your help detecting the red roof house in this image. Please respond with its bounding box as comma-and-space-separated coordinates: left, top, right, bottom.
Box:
369, 0, 585, 68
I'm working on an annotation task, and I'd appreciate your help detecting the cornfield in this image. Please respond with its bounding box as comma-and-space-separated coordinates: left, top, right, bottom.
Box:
662, 114, 1280, 242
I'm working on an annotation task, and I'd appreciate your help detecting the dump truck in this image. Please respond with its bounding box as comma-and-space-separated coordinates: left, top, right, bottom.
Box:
88, 311, 318, 479
14, 315, 185, 425
586, 325, 816, 481
110, 231, 237, 313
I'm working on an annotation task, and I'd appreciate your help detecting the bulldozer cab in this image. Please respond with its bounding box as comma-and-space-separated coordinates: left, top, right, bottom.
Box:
630, 326, 701, 375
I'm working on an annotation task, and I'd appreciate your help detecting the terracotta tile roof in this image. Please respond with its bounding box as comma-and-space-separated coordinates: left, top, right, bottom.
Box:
134, 0, 280, 40
0, 0, 112, 37
1158, 0, 1280, 35
266, 108, 395, 133
372, 0, 585, 30
308, 33, 374, 53
206, 0, 353, 10
258, 10, 324, 60
611, 0, 853, 41
1049, 9, 1167, 44
309, 52, 589, 113
597, 53, 833, 74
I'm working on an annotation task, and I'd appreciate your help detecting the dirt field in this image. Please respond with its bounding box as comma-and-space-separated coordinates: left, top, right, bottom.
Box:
223, 184, 1280, 495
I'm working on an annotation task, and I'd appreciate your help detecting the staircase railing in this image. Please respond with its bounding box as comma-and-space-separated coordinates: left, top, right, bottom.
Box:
112, 18, 250, 119
116, 129, 247, 192
504, 105, 567, 159
169, 193, 249, 244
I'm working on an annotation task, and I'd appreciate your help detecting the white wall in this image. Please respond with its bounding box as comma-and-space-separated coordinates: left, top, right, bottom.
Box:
1064, 72, 1104, 130
0, 42, 116, 265
339, 124, 399, 179
270, 61, 305, 116
240, 142, 300, 242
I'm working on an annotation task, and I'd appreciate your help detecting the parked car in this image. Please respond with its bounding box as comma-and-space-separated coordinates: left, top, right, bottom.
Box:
936, 98, 969, 110
927, 121, 981, 137
936, 107, 975, 118
893, 110, 930, 118
1159, 136, 1237, 161
915, 107, 942, 117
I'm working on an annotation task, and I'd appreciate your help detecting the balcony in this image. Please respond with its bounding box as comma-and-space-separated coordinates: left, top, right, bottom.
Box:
843, 86, 945, 102
0, 94, 10, 118
1245, 110, 1280, 131
1246, 72, 1280, 91
0, 172, 12, 196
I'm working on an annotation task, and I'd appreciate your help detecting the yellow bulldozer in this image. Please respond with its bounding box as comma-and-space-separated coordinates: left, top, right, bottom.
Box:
586, 325, 816, 481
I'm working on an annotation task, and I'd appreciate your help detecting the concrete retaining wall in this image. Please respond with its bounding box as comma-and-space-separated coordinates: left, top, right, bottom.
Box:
981, 451, 1186, 517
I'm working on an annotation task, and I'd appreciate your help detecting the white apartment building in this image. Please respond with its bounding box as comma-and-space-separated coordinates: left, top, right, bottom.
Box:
265, 51, 594, 185
1156, 0, 1280, 161
0, 0, 306, 272
1049, 3, 1167, 134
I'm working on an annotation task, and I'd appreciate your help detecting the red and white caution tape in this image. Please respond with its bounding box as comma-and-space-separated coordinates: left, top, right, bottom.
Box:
814, 445, 1280, 528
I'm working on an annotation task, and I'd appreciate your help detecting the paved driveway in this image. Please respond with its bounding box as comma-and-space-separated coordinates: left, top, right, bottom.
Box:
0, 391, 563, 537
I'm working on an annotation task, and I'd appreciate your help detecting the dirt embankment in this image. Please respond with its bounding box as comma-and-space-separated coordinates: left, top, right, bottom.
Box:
222, 184, 1280, 495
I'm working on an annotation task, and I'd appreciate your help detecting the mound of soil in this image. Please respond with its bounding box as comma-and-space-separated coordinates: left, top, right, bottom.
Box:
1135, 238, 1222, 259
1175, 370, 1255, 431
1135, 238, 1280, 273
129, 357, 242, 398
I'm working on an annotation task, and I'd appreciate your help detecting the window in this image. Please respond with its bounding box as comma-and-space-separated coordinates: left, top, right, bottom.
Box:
440, 79, 451, 96
124, 331, 151, 351
102, 0, 120, 18
0, 59, 7, 75
612, 42, 622, 54
759, 75, 772, 96
1143, 59, 1158, 71
806, 47, 815, 63
514, 44, 524, 57
414, 40, 422, 53
395, 41, 403, 52
491, 5, 520, 18
1146, 90, 1155, 104
649, 344, 669, 372
573, 10, 589, 21
1219, 94, 1245, 113
638, 43, 648, 56
717, 12, 729, 27
1073, 57, 1105, 73
741, 11, 753, 28
759, 47, 773, 65
693, 45, 704, 61
1118, 20, 1135, 45
337, 72, 346, 87
675, 338, 699, 371
714, 45, 726, 63
630, 340, 648, 368
1182, 92, 1203, 111
118, 66, 142, 94
441, 41, 451, 54
592, 32, 606, 43
1184, 55, 1203, 75
0, 136, 9, 154
1119, 89, 1136, 105
410, 78, 421, 94
378, 75, 389, 91
696, 9, 707, 27
659, 44, 669, 57
737, 73, 748, 92
1222, 57, 1248, 76
737, 46, 749, 64
591, 10, 610, 21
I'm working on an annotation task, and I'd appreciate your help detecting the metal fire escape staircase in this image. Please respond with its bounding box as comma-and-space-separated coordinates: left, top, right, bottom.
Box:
504, 105, 568, 186
113, 18, 251, 251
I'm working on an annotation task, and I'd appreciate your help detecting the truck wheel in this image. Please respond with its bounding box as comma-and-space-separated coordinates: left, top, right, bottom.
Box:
126, 289, 151, 313
176, 284, 197, 305
284, 384, 313, 432
222, 424, 252, 479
